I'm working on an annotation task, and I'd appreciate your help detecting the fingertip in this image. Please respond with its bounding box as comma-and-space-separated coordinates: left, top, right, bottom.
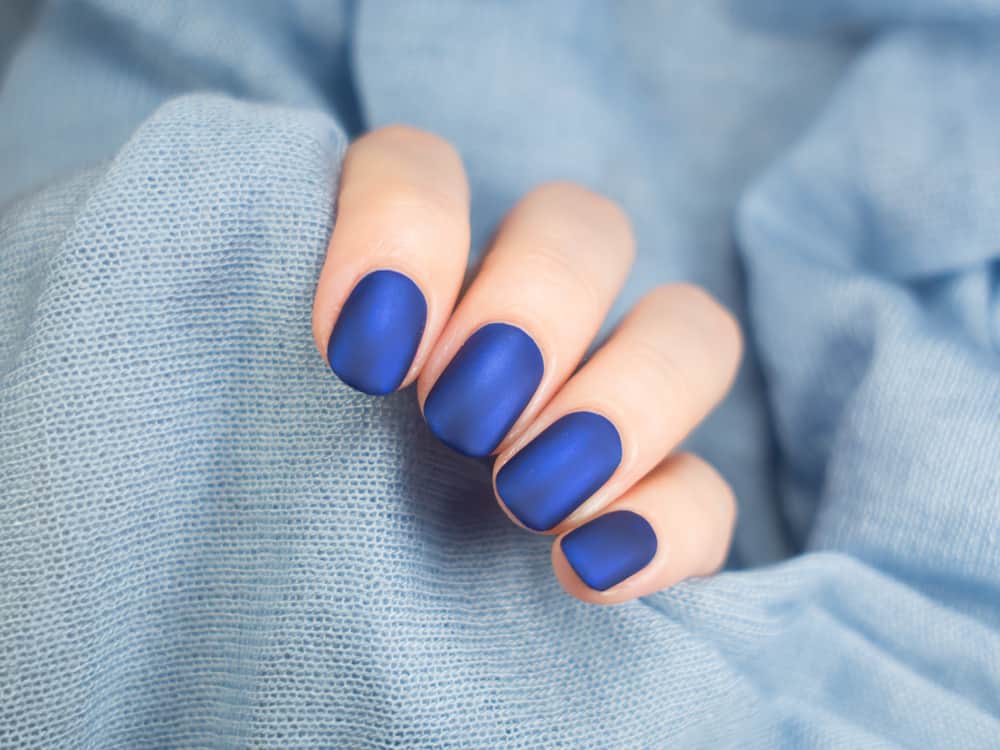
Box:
551, 538, 643, 605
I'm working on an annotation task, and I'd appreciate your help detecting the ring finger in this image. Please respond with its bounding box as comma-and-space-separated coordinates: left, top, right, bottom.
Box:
492, 283, 742, 533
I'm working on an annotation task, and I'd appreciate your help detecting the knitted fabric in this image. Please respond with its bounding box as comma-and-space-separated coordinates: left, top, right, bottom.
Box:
2, 1, 999, 747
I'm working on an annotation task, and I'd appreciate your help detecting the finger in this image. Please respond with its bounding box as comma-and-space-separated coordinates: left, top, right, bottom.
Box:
552, 452, 736, 604
417, 181, 634, 457
312, 125, 469, 395
493, 283, 741, 532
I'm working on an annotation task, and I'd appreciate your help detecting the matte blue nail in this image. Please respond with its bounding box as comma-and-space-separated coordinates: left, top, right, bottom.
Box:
497, 412, 622, 531
327, 270, 427, 395
561, 510, 657, 591
423, 323, 543, 457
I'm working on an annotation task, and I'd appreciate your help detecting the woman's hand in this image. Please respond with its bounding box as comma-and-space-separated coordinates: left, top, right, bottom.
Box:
312, 125, 742, 604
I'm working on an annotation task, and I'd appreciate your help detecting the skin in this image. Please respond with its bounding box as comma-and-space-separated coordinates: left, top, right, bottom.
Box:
312, 125, 742, 604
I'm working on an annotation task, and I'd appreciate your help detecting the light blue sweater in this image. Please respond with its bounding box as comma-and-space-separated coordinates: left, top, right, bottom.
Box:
2, 1, 998, 747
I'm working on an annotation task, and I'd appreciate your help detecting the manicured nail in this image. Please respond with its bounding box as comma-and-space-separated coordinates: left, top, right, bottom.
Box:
561, 510, 657, 591
327, 270, 427, 395
423, 323, 543, 457
497, 412, 622, 531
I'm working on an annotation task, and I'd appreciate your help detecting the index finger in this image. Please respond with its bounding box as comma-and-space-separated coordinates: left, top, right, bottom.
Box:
313, 125, 470, 394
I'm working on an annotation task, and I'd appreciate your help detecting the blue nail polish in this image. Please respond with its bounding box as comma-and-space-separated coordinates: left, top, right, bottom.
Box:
327, 270, 427, 395
561, 510, 657, 591
423, 323, 544, 457
497, 412, 622, 531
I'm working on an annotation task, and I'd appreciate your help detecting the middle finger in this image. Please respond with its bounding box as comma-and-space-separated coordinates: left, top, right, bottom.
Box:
418, 181, 634, 457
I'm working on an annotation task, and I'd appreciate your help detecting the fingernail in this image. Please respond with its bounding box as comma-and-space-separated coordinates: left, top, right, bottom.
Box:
561, 510, 657, 591
327, 270, 427, 395
497, 412, 622, 531
423, 323, 543, 457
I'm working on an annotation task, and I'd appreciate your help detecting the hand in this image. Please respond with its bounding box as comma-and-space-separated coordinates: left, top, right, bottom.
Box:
313, 126, 742, 604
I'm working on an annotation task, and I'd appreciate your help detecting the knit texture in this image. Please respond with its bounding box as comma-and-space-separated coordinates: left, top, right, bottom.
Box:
1, 1, 999, 747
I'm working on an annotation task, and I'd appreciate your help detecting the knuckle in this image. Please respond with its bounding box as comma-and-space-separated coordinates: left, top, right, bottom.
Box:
521, 181, 635, 257
349, 125, 466, 212
503, 183, 634, 294
626, 334, 696, 413
521, 241, 602, 301
673, 284, 739, 336
525, 180, 597, 207
645, 283, 743, 366
647, 282, 713, 315
360, 179, 467, 238
370, 123, 458, 158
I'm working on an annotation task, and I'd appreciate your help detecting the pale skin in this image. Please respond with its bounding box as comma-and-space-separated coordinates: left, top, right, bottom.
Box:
313, 125, 742, 604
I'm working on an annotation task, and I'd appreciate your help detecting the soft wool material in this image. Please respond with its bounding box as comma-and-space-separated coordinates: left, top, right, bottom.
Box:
2, 1, 999, 747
